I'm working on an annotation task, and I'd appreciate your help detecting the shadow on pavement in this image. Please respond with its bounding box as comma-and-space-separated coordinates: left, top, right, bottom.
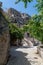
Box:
7, 47, 31, 65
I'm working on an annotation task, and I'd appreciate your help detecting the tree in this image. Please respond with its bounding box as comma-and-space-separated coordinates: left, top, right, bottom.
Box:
36, 0, 43, 14
9, 23, 24, 40
19, 0, 43, 44
15, 0, 33, 7
35, 0, 43, 44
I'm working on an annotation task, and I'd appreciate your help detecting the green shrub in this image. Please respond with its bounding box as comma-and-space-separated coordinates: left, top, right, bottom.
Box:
9, 23, 24, 40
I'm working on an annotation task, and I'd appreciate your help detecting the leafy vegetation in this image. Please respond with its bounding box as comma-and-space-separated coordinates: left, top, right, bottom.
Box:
29, 15, 43, 44
15, 0, 33, 7
17, 0, 43, 44
9, 23, 24, 40
22, 14, 43, 44
35, 0, 43, 13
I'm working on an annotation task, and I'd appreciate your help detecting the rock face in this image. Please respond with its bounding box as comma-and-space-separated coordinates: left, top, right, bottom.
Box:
6, 8, 31, 46
0, 7, 10, 65
37, 45, 43, 59
7, 8, 31, 27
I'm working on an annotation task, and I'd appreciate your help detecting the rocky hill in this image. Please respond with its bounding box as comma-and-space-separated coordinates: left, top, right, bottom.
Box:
7, 8, 31, 27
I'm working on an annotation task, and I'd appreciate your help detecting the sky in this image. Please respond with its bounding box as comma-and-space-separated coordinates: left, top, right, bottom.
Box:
0, 0, 38, 16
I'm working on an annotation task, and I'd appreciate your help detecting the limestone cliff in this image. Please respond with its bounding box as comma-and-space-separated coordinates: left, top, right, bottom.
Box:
7, 8, 31, 27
